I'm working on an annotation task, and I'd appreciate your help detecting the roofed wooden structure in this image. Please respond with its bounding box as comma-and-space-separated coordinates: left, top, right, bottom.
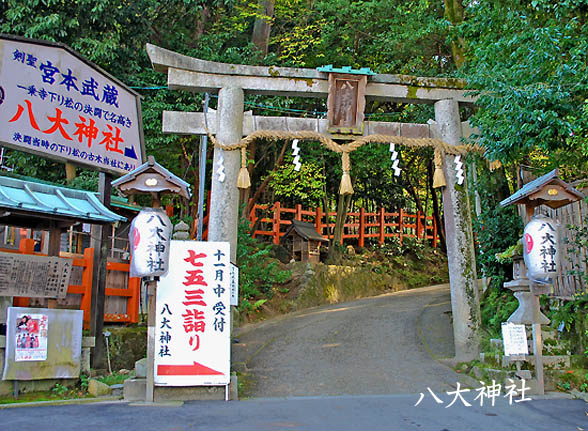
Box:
281, 220, 328, 263
112, 155, 191, 200
500, 169, 585, 210
0, 176, 125, 229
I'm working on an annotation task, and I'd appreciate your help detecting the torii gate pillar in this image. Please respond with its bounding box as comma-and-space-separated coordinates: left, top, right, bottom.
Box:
434, 99, 481, 361
208, 87, 244, 262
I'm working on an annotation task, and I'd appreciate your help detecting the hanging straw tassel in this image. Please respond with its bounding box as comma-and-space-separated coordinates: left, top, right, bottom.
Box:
432, 149, 447, 188
237, 147, 251, 189
339, 152, 354, 195
488, 160, 502, 171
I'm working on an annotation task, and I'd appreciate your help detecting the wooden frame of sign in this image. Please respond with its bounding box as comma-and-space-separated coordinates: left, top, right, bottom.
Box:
326, 73, 367, 135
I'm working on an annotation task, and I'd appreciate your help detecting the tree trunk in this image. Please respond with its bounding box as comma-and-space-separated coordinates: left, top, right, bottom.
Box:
65, 163, 76, 185
194, 5, 210, 43
404, 180, 424, 214
444, 0, 466, 69
251, 0, 275, 56
247, 141, 288, 214
332, 193, 352, 246
327, 193, 351, 262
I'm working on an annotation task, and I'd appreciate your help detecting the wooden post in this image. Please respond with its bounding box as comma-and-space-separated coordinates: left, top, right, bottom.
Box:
127, 276, 141, 323
80, 247, 94, 328
145, 279, 157, 403
248, 199, 255, 229
359, 207, 365, 248
379, 208, 385, 245
295, 203, 302, 221
399, 208, 404, 246
47, 225, 62, 309
433, 216, 438, 248
530, 282, 545, 396
273, 201, 281, 245
315, 206, 323, 236
145, 194, 163, 403
417, 210, 423, 240
249, 204, 257, 238
90, 172, 112, 369
525, 204, 545, 395
19, 238, 35, 254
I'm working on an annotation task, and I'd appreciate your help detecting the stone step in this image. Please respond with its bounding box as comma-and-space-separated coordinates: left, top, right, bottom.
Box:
124, 378, 146, 402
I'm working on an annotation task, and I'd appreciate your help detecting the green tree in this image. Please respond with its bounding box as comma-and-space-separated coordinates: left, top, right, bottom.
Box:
267, 155, 326, 208
458, 0, 588, 167
0, 0, 466, 231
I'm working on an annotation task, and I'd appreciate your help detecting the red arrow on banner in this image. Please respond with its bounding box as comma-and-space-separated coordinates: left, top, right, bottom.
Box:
157, 362, 224, 376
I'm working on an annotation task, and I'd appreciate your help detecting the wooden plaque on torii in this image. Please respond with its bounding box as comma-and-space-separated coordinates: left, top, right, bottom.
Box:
326, 73, 367, 135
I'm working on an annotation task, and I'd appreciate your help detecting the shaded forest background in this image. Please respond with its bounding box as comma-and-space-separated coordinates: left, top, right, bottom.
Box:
1, 0, 588, 281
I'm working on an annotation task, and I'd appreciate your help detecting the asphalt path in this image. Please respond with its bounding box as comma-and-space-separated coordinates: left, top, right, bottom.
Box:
232, 284, 465, 397
2, 395, 586, 431
3, 284, 587, 430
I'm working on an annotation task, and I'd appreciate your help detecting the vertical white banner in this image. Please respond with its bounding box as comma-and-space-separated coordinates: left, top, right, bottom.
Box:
155, 241, 231, 386
230, 263, 239, 307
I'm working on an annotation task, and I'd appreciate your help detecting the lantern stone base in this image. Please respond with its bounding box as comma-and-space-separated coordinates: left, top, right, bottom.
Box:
123, 377, 236, 402
504, 280, 550, 325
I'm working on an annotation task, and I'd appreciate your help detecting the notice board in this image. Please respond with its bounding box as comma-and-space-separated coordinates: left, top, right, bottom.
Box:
2, 307, 83, 380
0, 251, 72, 298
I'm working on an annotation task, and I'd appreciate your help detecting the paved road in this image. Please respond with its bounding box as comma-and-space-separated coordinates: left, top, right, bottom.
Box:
232, 284, 466, 397
2, 395, 586, 431
3, 284, 587, 430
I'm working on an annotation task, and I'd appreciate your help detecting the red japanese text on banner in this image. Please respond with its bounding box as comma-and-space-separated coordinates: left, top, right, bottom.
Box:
154, 241, 231, 386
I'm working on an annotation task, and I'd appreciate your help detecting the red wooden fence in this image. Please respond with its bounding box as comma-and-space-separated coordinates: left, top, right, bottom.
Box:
248, 202, 438, 247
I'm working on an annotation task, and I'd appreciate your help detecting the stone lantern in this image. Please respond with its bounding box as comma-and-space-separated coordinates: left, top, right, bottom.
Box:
112, 156, 191, 404
499, 168, 584, 394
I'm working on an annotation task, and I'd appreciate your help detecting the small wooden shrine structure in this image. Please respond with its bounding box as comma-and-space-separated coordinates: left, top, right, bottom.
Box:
281, 220, 328, 263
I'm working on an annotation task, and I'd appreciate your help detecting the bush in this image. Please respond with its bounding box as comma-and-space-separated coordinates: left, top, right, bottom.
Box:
374, 236, 427, 260
473, 203, 522, 289
236, 218, 291, 314
480, 288, 518, 337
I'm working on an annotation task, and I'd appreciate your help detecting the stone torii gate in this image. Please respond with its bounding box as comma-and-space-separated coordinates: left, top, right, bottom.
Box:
147, 44, 481, 361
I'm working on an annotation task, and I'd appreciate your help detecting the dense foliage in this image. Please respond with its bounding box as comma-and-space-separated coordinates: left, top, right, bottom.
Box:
0, 1, 452, 218
458, 0, 588, 172
469, 156, 523, 289
3, 2, 588, 317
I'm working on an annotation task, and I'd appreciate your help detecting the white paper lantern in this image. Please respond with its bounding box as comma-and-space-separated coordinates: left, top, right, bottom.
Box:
523, 214, 559, 284
129, 208, 172, 278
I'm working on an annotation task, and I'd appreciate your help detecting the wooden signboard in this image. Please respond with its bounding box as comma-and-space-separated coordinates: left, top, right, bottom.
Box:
0, 251, 72, 298
326, 73, 367, 135
0, 35, 145, 175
